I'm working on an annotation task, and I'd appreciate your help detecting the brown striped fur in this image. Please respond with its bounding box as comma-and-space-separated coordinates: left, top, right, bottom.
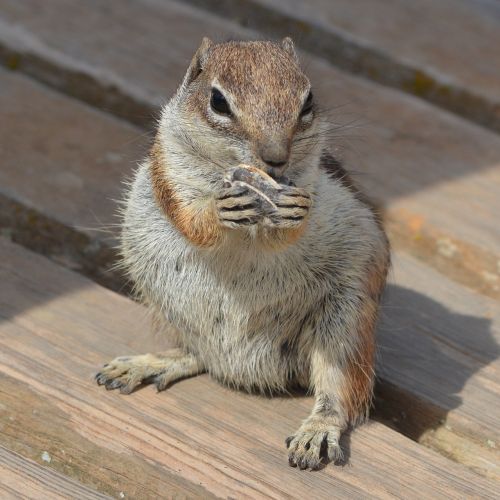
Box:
150, 142, 223, 247
343, 262, 388, 423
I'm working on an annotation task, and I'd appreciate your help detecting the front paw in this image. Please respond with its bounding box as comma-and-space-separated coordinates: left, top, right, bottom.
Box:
286, 418, 343, 470
216, 181, 263, 228
264, 186, 312, 229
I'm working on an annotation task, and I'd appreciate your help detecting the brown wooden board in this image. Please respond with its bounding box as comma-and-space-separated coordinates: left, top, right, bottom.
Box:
0, 445, 111, 499
0, 237, 497, 498
0, 1, 499, 299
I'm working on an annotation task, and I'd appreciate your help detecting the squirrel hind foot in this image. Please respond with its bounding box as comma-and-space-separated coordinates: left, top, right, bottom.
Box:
95, 350, 203, 394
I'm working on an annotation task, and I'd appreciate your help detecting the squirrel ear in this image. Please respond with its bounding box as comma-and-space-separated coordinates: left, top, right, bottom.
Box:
182, 37, 213, 87
281, 37, 299, 63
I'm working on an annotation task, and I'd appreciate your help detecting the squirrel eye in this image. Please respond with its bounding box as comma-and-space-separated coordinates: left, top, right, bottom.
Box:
210, 88, 232, 116
300, 91, 314, 117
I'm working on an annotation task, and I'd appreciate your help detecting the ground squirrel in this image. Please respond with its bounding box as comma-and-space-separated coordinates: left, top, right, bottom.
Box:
96, 37, 390, 470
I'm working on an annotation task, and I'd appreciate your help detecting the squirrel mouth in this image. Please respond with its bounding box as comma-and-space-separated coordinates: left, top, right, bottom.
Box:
260, 166, 294, 186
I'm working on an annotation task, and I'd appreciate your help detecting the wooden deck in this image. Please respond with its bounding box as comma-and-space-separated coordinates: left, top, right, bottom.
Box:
0, 0, 499, 497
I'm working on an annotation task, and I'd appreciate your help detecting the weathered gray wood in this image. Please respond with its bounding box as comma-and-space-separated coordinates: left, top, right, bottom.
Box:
0, 445, 111, 499
0, 1, 499, 300
0, 238, 497, 498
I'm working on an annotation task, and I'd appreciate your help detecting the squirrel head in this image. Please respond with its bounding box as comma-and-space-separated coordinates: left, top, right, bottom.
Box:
159, 38, 322, 185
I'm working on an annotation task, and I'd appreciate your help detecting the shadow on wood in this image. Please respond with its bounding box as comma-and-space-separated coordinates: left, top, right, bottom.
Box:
375, 283, 499, 443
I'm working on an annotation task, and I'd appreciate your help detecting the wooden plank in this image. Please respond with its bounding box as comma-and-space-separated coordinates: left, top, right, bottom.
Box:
0, 445, 111, 500
0, 1, 499, 299
0, 238, 497, 498
0, 68, 145, 291
182, 0, 500, 132
0, 4, 499, 476
377, 254, 500, 479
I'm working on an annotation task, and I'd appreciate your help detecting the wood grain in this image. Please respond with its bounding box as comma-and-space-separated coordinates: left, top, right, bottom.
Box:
0, 445, 111, 499
270, 0, 500, 102
0, 237, 497, 498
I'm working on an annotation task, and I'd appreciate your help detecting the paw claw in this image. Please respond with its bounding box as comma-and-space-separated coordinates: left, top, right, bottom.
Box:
286, 423, 342, 470
119, 384, 134, 395
105, 379, 122, 390
95, 374, 108, 385
95, 356, 140, 393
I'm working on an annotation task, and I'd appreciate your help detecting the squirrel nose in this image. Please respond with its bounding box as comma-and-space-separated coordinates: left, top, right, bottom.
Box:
259, 141, 290, 169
